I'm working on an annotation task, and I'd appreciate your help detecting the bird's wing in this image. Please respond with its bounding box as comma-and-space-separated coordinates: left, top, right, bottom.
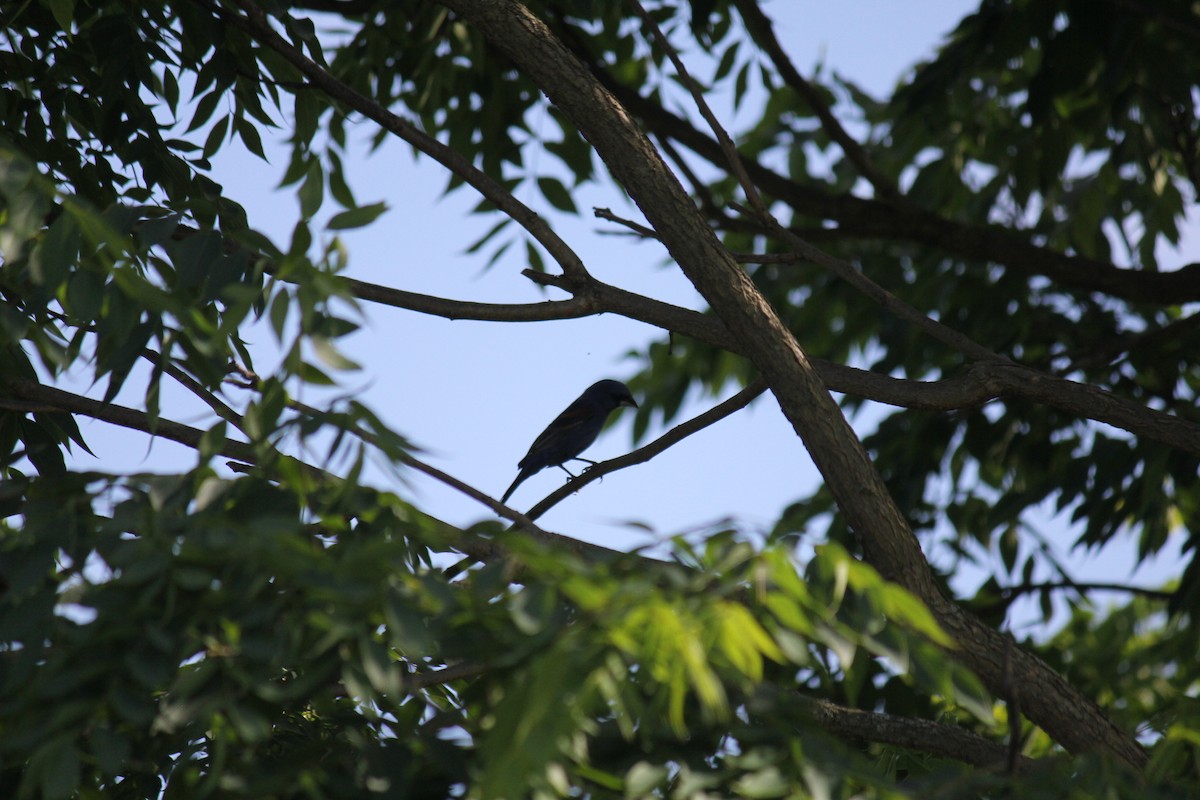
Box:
518, 398, 601, 470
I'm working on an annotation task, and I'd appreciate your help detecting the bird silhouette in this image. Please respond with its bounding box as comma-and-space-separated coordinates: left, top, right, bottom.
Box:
500, 379, 638, 504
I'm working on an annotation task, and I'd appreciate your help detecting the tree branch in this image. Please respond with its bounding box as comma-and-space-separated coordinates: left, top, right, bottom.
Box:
628, 0, 770, 220
593, 207, 659, 239
4, 377, 260, 464
167, 212, 1200, 459
998, 580, 1173, 604
531, 269, 1200, 458
440, 0, 1147, 768
402, 651, 1036, 771
141, 349, 246, 431
799, 695, 1030, 771
341, 275, 596, 322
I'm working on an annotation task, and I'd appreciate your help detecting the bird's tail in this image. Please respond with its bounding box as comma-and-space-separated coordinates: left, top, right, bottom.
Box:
500, 469, 532, 505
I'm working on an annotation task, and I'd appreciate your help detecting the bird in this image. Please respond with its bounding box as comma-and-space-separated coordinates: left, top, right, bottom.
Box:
500, 379, 638, 504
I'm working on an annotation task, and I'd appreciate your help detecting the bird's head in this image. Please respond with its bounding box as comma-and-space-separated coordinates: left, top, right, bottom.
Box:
586, 379, 639, 410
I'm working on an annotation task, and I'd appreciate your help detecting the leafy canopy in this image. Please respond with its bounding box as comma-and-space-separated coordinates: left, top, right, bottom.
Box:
2, 0, 1199, 797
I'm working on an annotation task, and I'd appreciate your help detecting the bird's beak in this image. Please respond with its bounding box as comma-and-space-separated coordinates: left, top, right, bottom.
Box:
622, 397, 639, 409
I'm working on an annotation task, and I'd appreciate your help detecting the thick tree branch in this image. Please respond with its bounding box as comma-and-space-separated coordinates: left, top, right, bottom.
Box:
402, 650, 1034, 771
179, 221, 1198, 459
799, 695, 1030, 771
168, 219, 598, 323
4, 378, 260, 464
271, 231, 1200, 463
440, 0, 1146, 769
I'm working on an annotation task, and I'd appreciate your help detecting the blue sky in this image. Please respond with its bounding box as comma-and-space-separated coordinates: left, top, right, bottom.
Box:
56, 1, 1193, 634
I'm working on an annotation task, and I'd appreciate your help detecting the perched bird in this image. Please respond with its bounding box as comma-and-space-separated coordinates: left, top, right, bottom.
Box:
500, 379, 638, 504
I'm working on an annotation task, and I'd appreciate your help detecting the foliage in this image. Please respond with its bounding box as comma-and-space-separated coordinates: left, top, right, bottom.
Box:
2, 0, 1199, 797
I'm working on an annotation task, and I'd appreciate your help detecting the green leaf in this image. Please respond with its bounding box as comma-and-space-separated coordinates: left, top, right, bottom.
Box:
31, 738, 80, 800
45, 0, 76, 31
199, 420, 229, 461
269, 290, 290, 341
624, 761, 668, 795
162, 68, 180, 112
733, 60, 751, 111
327, 150, 356, 208
297, 360, 335, 385
536, 176, 576, 212
203, 115, 230, 159
1000, 524, 1019, 574
525, 239, 544, 272
235, 115, 267, 160
385, 596, 435, 654
878, 584, 953, 647
733, 766, 788, 799
298, 159, 324, 219
312, 336, 361, 371
137, 212, 183, 249
327, 202, 388, 230
30, 209, 80, 288
714, 41, 740, 82
89, 726, 130, 776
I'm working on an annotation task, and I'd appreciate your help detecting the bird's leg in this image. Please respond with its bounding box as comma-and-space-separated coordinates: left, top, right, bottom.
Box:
567, 457, 599, 472
556, 464, 579, 480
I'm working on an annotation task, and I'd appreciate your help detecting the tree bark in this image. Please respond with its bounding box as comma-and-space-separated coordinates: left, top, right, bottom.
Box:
437, 0, 1147, 770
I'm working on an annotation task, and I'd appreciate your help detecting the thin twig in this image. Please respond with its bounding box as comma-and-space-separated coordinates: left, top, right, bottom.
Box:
593, 207, 660, 239
732, 0, 899, 199
342, 276, 596, 321
999, 580, 1173, 603
225, 365, 557, 536
627, 0, 770, 218
141, 349, 246, 431
1, 376, 573, 560
445, 378, 767, 578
